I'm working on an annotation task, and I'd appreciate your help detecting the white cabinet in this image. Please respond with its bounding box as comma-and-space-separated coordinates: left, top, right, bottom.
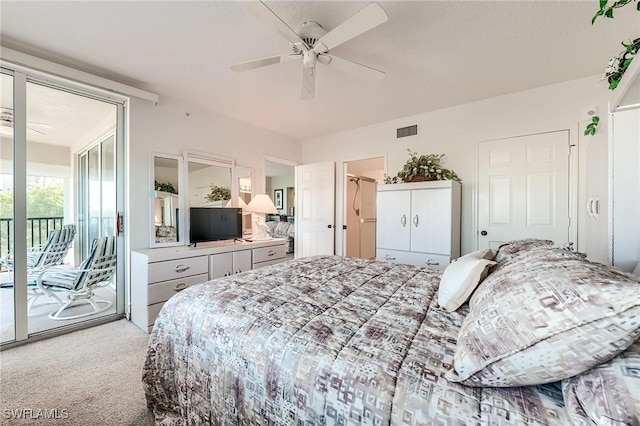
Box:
210, 250, 252, 278
131, 239, 286, 332
376, 181, 461, 270
131, 254, 209, 333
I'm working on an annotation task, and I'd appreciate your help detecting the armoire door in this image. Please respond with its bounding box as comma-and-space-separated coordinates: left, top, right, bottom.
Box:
376, 189, 411, 251
410, 188, 452, 255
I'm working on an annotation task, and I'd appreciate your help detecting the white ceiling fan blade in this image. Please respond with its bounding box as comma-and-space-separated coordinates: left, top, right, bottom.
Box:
239, 0, 308, 51
230, 54, 301, 72
313, 3, 388, 54
27, 126, 45, 135
323, 54, 385, 80
27, 121, 54, 129
301, 66, 315, 100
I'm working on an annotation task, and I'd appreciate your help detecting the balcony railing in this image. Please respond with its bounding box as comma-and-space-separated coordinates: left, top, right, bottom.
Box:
0, 217, 64, 258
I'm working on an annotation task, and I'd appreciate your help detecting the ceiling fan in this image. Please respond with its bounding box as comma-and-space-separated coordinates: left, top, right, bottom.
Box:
0, 107, 53, 136
231, 0, 388, 100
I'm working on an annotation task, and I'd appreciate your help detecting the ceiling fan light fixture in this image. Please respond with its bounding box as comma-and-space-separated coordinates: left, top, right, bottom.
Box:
232, 1, 388, 100
302, 51, 316, 69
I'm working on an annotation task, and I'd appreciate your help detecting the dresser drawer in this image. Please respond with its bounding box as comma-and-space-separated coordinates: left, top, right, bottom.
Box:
253, 257, 286, 269
148, 273, 209, 305
253, 245, 286, 264
148, 256, 208, 283
376, 249, 451, 270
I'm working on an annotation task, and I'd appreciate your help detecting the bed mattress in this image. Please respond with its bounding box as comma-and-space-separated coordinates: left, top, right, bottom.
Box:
143, 255, 570, 425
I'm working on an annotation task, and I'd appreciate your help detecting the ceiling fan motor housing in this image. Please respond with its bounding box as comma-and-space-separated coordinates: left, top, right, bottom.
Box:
293, 21, 327, 52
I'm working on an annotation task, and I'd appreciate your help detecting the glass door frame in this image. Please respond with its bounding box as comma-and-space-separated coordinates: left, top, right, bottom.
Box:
1, 63, 128, 347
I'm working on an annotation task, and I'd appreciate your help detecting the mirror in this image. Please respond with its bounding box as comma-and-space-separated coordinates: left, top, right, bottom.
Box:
184, 150, 234, 243
150, 154, 183, 247
236, 166, 254, 236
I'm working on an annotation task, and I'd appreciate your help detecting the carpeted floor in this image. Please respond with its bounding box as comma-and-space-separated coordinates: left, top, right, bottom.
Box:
0, 319, 155, 426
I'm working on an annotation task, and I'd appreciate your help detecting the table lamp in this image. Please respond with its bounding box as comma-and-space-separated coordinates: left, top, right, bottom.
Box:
244, 193, 278, 240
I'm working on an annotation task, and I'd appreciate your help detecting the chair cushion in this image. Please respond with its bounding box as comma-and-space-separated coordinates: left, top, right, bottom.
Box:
446, 245, 640, 387
563, 338, 640, 425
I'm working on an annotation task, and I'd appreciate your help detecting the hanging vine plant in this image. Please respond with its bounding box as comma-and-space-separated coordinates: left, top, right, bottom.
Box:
592, 0, 640, 90
584, 115, 600, 136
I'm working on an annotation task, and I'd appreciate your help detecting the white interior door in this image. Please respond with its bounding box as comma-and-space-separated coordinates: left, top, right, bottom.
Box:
477, 130, 572, 249
295, 162, 335, 258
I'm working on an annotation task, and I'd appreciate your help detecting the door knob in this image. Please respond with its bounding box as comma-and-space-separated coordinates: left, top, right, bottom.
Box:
480, 230, 488, 236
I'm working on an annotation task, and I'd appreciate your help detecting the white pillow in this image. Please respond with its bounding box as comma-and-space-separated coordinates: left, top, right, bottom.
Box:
460, 248, 496, 261
438, 257, 496, 312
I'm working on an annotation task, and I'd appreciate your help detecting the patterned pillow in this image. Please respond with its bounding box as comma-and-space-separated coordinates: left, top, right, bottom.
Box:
492, 238, 554, 266
155, 225, 176, 238
274, 221, 291, 236
446, 246, 640, 387
562, 338, 640, 425
469, 239, 566, 309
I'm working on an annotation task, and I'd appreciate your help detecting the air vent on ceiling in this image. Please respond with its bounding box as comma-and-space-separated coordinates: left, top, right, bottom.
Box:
397, 125, 417, 138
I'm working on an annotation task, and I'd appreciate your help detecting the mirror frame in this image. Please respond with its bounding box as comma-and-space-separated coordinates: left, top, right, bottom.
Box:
149, 152, 184, 248
235, 165, 254, 236
183, 149, 235, 245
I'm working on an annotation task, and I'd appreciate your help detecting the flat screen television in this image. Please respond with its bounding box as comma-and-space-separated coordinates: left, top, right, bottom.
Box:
189, 207, 242, 243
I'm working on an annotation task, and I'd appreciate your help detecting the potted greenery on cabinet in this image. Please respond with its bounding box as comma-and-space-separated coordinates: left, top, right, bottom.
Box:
384, 150, 461, 184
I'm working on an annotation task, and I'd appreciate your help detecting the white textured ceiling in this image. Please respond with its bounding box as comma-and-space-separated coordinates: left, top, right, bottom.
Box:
1, 1, 638, 141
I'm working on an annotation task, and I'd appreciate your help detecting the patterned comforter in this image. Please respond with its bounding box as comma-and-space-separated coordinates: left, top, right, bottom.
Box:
143, 255, 572, 425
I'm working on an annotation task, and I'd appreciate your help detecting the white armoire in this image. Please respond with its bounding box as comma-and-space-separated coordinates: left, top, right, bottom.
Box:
376, 180, 461, 270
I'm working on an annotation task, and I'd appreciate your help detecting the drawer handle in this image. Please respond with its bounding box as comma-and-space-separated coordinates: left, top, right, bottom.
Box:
224, 271, 231, 277
426, 260, 440, 266
175, 264, 190, 273
235, 269, 241, 274
384, 254, 396, 261
267, 250, 275, 257
174, 283, 187, 292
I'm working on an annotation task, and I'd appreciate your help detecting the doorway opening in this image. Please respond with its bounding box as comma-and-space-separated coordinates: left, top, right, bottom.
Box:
265, 157, 297, 260
343, 157, 384, 259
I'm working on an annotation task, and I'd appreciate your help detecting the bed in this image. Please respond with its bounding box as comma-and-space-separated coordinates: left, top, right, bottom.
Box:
143, 240, 640, 425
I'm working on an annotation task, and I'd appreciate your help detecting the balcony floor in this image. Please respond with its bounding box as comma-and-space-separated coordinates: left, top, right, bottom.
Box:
0, 271, 116, 343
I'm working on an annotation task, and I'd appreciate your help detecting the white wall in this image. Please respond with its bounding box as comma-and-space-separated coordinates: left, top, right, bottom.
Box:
302, 75, 612, 262
129, 95, 302, 251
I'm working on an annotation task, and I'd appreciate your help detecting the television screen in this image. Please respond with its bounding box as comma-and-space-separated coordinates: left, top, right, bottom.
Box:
190, 207, 242, 243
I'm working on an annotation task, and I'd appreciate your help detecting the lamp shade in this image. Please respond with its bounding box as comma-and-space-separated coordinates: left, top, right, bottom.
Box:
245, 194, 278, 214
224, 197, 247, 208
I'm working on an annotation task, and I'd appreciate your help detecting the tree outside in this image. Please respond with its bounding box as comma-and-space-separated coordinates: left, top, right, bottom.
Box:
0, 181, 65, 257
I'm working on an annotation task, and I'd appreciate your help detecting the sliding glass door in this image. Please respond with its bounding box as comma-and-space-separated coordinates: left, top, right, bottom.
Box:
77, 134, 116, 260
0, 66, 126, 345
0, 72, 16, 343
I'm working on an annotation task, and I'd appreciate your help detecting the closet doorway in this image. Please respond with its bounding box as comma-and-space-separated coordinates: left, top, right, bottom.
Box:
343, 157, 384, 259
